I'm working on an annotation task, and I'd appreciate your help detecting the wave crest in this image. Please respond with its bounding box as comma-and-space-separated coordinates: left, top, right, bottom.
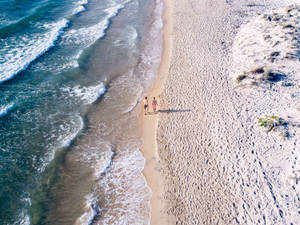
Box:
0, 103, 15, 117
62, 83, 106, 105
0, 19, 69, 84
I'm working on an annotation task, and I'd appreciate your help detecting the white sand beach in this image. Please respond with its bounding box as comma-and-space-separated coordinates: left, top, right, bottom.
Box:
142, 0, 300, 224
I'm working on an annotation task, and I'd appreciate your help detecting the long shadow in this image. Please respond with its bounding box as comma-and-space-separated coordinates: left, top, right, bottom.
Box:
266, 72, 287, 83
158, 109, 191, 113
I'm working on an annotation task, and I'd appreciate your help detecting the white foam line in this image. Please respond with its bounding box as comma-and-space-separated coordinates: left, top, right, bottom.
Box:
62, 82, 106, 105
38, 114, 84, 173
72, 5, 86, 15
87, 3, 126, 47
75, 49, 83, 60
0, 19, 69, 84
61, 115, 84, 147
72, 0, 89, 15
0, 103, 14, 117
123, 87, 143, 113
62, 1, 133, 64
77, 0, 88, 5
75, 147, 114, 225
65, 1, 130, 57
75, 193, 100, 225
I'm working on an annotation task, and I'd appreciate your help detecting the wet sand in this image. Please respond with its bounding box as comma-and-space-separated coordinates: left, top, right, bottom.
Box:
141, 0, 173, 223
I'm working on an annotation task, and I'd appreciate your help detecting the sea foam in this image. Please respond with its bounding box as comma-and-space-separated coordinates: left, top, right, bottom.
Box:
75, 193, 101, 225
62, 83, 106, 105
60, 116, 84, 147
72, 0, 89, 15
113, 26, 138, 48
39, 114, 84, 173
0, 103, 14, 117
73, 140, 114, 225
77, 0, 88, 5
62, 2, 127, 54
0, 19, 69, 84
58, 1, 132, 71
72, 5, 86, 15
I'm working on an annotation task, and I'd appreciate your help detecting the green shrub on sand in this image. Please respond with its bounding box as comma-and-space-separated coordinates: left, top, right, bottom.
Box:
258, 115, 291, 138
258, 115, 281, 132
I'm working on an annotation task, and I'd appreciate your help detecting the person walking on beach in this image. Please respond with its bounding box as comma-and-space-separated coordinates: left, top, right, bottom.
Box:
143, 97, 148, 115
152, 97, 158, 114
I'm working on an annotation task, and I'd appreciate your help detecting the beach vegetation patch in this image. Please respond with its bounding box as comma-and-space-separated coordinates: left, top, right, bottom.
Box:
258, 115, 291, 137
264, 34, 272, 40
251, 67, 265, 74
259, 69, 286, 82
236, 73, 248, 83
258, 115, 281, 132
232, 5, 300, 93
270, 51, 280, 57
269, 52, 280, 62
235, 66, 287, 87
283, 24, 294, 29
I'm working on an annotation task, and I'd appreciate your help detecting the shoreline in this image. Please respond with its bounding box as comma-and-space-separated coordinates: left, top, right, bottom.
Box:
140, 0, 173, 223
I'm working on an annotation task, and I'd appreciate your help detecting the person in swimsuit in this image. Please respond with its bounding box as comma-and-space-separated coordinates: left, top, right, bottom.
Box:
152, 97, 157, 113
143, 97, 148, 115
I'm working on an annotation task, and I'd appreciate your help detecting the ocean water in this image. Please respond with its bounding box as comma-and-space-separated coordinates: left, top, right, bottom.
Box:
0, 0, 163, 224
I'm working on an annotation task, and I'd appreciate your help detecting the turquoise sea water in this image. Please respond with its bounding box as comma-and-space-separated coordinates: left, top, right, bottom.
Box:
0, 0, 162, 224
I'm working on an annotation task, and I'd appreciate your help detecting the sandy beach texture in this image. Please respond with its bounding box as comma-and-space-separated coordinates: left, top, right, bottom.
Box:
142, 0, 300, 224
141, 0, 173, 224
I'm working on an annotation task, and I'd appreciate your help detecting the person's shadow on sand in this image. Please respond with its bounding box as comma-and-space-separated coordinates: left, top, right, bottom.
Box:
158, 109, 191, 113
146, 109, 191, 115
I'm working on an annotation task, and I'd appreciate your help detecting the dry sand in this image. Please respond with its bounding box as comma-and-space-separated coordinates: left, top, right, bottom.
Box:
142, 0, 300, 224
